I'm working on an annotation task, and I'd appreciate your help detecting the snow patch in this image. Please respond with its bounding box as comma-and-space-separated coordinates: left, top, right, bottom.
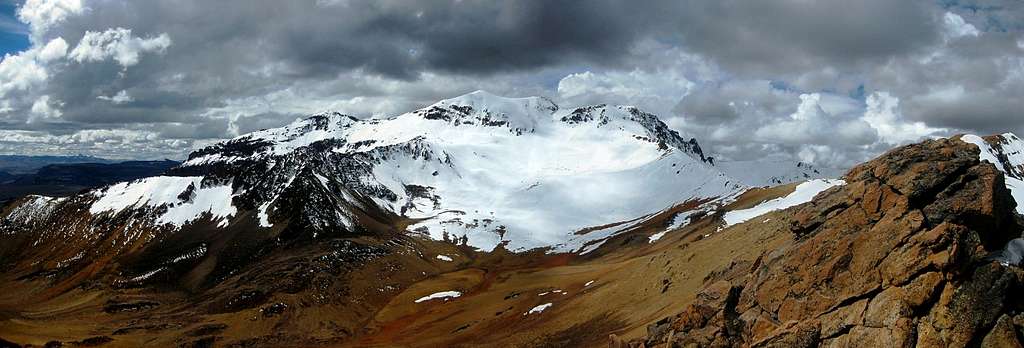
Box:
414, 291, 462, 303
435, 254, 453, 262
648, 231, 668, 243
525, 303, 553, 315
723, 179, 845, 227
650, 211, 695, 243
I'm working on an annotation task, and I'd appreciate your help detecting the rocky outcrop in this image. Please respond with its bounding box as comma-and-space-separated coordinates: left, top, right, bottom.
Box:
642, 137, 1024, 347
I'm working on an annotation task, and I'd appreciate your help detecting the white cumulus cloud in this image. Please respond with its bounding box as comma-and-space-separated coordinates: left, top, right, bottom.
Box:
0, 52, 49, 97
29, 95, 63, 122
16, 0, 85, 41
69, 28, 172, 68
861, 91, 945, 145
37, 37, 69, 62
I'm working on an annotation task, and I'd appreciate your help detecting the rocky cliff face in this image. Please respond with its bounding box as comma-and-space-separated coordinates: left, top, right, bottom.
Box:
639, 137, 1024, 347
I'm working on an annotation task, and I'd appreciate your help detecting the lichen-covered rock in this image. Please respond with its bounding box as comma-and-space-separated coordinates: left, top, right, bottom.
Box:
645, 137, 1024, 347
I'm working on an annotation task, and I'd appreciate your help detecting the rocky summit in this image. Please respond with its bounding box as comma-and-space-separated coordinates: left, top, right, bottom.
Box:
637, 137, 1024, 347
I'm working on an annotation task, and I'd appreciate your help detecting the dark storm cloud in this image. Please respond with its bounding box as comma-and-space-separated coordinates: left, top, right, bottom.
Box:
669, 0, 943, 77
384, 1, 659, 74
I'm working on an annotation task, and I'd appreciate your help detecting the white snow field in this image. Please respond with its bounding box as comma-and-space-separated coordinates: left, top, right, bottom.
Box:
89, 176, 236, 227
722, 179, 846, 227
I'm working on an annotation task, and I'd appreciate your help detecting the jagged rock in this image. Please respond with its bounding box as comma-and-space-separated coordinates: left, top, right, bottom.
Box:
982, 315, 1023, 348
643, 137, 1024, 347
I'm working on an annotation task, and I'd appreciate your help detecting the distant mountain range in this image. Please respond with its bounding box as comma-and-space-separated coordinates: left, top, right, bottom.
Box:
0, 158, 179, 203
0, 155, 117, 175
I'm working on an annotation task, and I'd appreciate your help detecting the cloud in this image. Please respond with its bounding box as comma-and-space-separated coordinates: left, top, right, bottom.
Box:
861, 92, 946, 145
0, 50, 48, 97
97, 89, 133, 104
673, 82, 950, 167
0, 128, 192, 159
37, 37, 67, 61
668, 0, 942, 78
755, 93, 877, 147
29, 94, 63, 122
943, 12, 981, 39
16, 0, 84, 41
68, 28, 171, 68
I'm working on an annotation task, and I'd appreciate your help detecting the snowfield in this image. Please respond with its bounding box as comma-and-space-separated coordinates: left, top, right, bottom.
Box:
89, 176, 236, 228
723, 179, 846, 227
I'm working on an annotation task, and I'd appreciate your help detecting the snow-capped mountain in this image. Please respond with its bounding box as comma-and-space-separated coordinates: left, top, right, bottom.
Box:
715, 160, 843, 187
30, 91, 744, 252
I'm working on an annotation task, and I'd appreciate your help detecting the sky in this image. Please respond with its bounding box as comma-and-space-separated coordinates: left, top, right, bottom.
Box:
0, 0, 1022, 167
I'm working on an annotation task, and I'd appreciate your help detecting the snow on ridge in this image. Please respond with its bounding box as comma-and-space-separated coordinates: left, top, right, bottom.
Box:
89, 176, 237, 228
430, 89, 559, 130
723, 179, 846, 227
4, 195, 66, 225
414, 290, 462, 303
960, 134, 1024, 215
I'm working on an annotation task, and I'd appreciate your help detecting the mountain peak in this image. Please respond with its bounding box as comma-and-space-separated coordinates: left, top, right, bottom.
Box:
437, 90, 558, 111
418, 90, 559, 131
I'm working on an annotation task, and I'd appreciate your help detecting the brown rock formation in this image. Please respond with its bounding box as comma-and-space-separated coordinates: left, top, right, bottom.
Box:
643, 137, 1024, 347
